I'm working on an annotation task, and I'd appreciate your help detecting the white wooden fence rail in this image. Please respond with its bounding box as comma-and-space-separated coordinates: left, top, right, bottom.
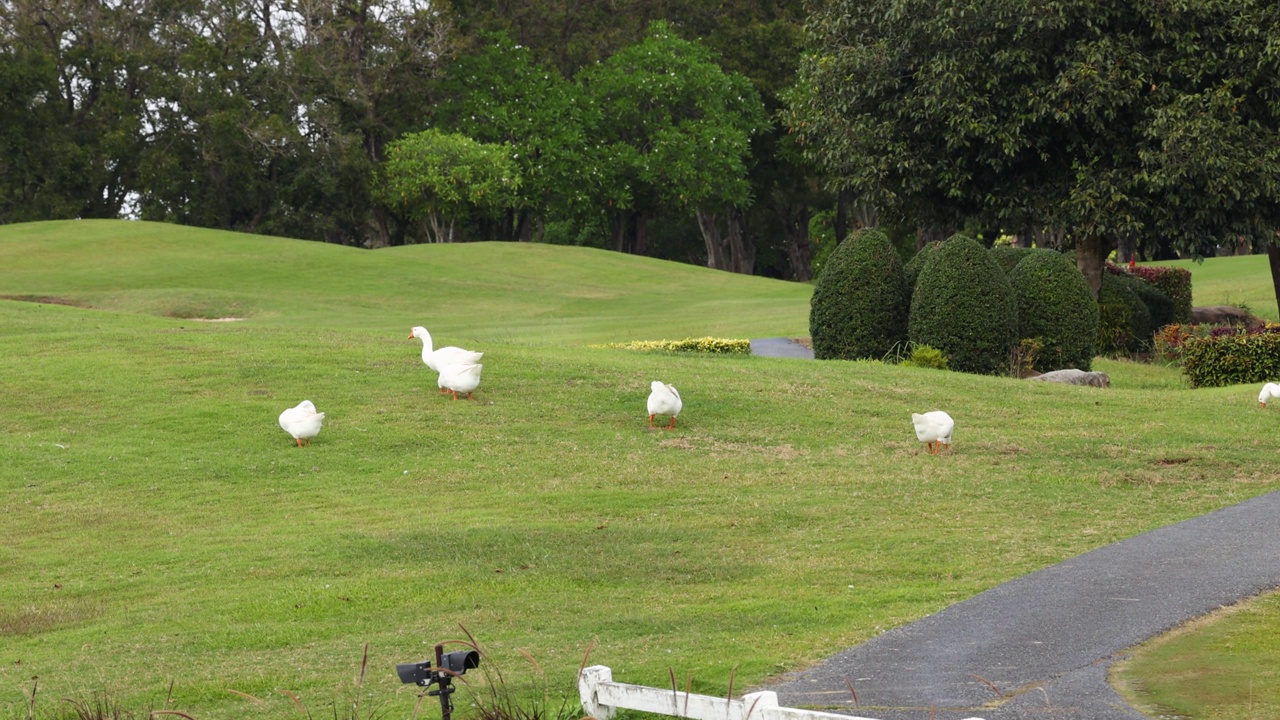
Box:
578, 665, 985, 720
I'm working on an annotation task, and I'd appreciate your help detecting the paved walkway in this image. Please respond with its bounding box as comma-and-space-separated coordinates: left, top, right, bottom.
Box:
763, 490, 1280, 719
750, 337, 815, 359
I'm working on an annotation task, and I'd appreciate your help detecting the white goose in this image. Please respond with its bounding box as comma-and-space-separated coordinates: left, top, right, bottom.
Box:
911, 411, 954, 455
438, 363, 483, 400
1260, 383, 1280, 408
409, 326, 483, 378
279, 400, 325, 447
647, 381, 682, 429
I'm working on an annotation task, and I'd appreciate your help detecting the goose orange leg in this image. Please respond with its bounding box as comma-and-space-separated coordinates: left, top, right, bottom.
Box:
648, 414, 656, 428
668, 416, 676, 429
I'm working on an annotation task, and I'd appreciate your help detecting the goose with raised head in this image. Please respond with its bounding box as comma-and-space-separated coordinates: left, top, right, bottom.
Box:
279, 400, 325, 447
409, 326, 483, 377
647, 381, 682, 429
911, 410, 954, 454
439, 363, 483, 400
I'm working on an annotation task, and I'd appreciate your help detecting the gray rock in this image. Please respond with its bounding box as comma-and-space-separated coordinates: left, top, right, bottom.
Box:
1026, 369, 1111, 387
1191, 305, 1265, 327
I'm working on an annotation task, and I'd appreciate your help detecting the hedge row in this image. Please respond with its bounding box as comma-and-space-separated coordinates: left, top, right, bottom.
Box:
594, 337, 752, 354
1116, 264, 1193, 324
1181, 328, 1280, 388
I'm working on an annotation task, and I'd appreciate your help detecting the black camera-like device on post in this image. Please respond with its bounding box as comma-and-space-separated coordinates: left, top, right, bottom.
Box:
396, 649, 480, 687
396, 645, 481, 720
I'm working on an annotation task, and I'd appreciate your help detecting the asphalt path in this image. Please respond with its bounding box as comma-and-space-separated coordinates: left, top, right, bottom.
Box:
750, 337, 815, 359
749, 336, 1280, 719
762, 489, 1280, 719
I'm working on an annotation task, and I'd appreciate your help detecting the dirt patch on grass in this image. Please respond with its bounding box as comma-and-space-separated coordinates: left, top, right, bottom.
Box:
0, 294, 91, 308
657, 436, 805, 459
0, 601, 102, 637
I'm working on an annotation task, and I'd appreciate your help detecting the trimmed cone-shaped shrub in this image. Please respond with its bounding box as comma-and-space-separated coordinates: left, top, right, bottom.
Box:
809, 228, 911, 360
1126, 275, 1176, 331
1098, 272, 1153, 354
989, 246, 1037, 275
909, 235, 1017, 375
1008, 250, 1099, 371
904, 240, 943, 292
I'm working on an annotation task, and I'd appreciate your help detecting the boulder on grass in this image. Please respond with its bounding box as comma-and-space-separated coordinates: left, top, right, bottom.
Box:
1026, 369, 1111, 388
1191, 306, 1265, 327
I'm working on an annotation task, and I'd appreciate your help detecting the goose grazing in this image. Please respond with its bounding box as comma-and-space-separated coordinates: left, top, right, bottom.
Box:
438, 363, 483, 400
409, 327, 483, 381
279, 400, 325, 447
1260, 383, 1280, 408
647, 381, 682, 429
911, 411, 954, 455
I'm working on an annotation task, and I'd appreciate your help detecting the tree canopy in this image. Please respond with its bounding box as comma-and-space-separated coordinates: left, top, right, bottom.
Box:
794, 0, 1280, 293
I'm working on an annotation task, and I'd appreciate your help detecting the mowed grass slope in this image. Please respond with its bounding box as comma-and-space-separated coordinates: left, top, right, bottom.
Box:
1152, 253, 1278, 321
0, 220, 808, 343
2, 220, 1279, 719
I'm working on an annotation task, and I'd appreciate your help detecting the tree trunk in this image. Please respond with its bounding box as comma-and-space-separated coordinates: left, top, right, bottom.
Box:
850, 199, 879, 231
1076, 235, 1110, 299
776, 199, 813, 282
834, 189, 850, 247
696, 209, 728, 270
611, 210, 627, 253
725, 207, 754, 274
916, 224, 952, 250
696, 207, 755, 274
633, 211, 648, 256
1267, 244, 1280, 317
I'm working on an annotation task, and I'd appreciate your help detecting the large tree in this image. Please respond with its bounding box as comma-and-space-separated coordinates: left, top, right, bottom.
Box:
579, 21, 766, 272
794, 0, 1280, 297
136, 0, 303, 235
0, 0, 162, 222
446, 0, 820, 280
434, 36, 597, 242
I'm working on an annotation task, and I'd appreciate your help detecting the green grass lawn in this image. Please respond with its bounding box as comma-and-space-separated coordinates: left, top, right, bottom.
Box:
3, 220, 1280, 720
1151, 253, 1278, 321
1113, 588, 1280, 720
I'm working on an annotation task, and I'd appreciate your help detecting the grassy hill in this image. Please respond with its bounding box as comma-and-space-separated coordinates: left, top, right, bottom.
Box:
0, 220, 810, 343
2, 220, 1279, 720
1153, 253, 1279, 321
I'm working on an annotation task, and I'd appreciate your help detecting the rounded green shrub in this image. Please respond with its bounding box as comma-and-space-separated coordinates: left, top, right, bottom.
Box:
809, 228, 911, 360
1008, 250, 1099, 371
1125, 275, 1176, 331
989, 246, 1037, 275
908, 235, 1017, 375
1125, 264, 1193, 324
904, 240, 943, 292
1097, 272, 1152, 354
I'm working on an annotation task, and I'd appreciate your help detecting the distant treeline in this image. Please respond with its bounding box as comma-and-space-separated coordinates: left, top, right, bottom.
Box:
0, 0, 826, 279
